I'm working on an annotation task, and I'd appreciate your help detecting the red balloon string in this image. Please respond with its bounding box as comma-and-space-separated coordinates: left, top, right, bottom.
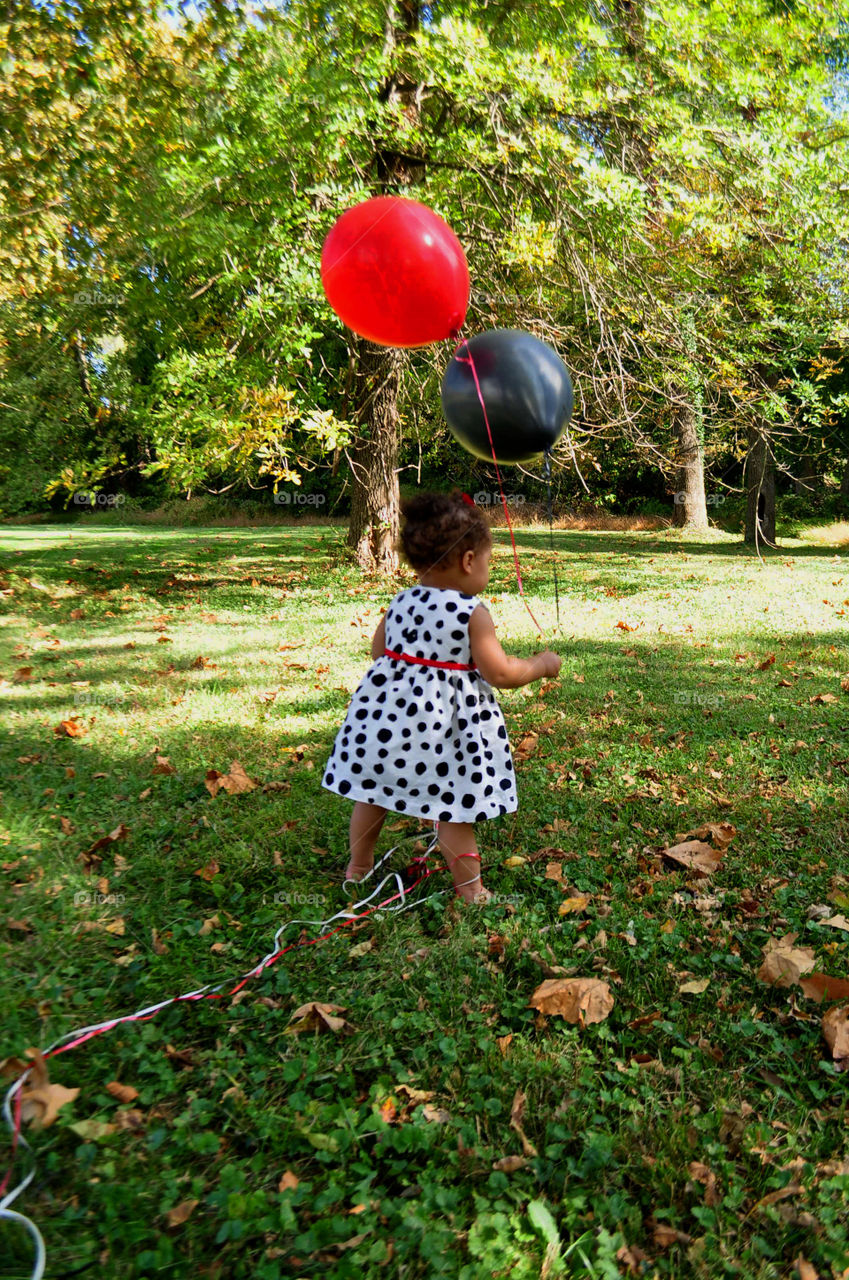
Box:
455, 339, 544, 637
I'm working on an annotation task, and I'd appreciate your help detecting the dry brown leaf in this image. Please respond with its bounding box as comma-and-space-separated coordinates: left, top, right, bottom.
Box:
810, 693, 838, 705
689, 1160, 720, 1206
509, 1088, 538, 1157
349, 938, 375, 958
55, 716, 86, 737
151, 928, 169, 955
757, 653, 776, 670
799, 973, 849, 1003
152, 755, 176, 776
794, 1258, 819, 1280
18, 1048, 79, 1128
421, 1104, 450, 1123
13, 666, 34, 682
681, 821, 737, 851
544, 862, 563, 882
285, 1002, 352, 1036
78, 823, 129, 867
652, 1222, 693, 1249
755, 1181, 803, 1210
198, 915, 220, 937
205, 760, 258, 797
496, 1034, 513, 1056
278, 1170, 299, 1192
165, 1200, 199, 1228
820, 914, 849, 933
193, 860, 220, 882
661, 840, 722, 877
492, 1155, 528, 1172
558, 895, 590, 916
757, 935, 816, 988
106, 1081, 139, 1104
679, 978, 710, 995
822, 1004, 849, 1064
528, 977, 614, 1026
514, 732, 539, 761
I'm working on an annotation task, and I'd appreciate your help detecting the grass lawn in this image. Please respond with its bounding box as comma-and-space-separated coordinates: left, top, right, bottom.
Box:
1, 520, 848, 1280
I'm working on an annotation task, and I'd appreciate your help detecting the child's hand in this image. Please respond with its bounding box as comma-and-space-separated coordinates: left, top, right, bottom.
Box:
537, 650, 561, 678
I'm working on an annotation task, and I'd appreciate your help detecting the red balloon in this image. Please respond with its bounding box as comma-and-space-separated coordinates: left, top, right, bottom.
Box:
321, 196, 469, 348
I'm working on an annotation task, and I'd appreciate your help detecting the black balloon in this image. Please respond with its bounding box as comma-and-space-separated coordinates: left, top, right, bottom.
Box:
441, 329, 573, 464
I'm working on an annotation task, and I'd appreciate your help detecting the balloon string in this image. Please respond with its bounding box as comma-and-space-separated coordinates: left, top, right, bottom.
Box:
455, 341, 544, 637
544, 448, 561, 632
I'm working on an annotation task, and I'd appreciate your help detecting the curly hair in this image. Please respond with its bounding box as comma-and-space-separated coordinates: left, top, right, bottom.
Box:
398, 490, 492, 573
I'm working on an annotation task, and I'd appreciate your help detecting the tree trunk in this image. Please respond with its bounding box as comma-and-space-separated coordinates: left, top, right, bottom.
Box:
346, 341, 403, 573
840, 457, 849, 513
744, 425, 777, 546
794, 453, 819, 497
344, 0, 420, 576
671, 393, 708, 529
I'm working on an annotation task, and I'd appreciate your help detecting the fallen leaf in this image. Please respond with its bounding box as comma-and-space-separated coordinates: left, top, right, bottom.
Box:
18, 1049, 79, 1128
810, 693, 838, 705
152, 755, 176, 775
821, 914, 849, 934
661, 840, 722, 877
794, 1259, 819, 1280
13, 667, 33, 682
278, 1170, 299, 1192
106, 1081, 139, 1104
496, 1034, 513, 1056
528, 977, 613, 1026
689, 1160, 720, 1206
757, 653, 776, 670
193, 860, 220, 882
799, 973, 849, 1003
514, 732, 539, 761
492, 1155, 529, 1172
205, 760, 258, 797
55, 717, 86, 737
558, 895, 590, 916
757, 935, 816, 988
165, 1200, 199, 1228
681, 822, 737, 851
509, 1088, 538, 1156
755, 1181, 802, 1210
421, 1104, 451, 1123
503, 856, 527, 868
349, 938, 375, 958
822, 1004, 849, 1065
679, 978, 710, 995
285, 1002, 353, 1036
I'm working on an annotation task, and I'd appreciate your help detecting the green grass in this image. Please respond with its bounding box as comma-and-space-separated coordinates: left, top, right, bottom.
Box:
1, 521, 848, 1280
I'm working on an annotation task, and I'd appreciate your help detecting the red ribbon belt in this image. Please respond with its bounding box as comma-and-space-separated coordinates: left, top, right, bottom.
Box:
384, 647, 476, 672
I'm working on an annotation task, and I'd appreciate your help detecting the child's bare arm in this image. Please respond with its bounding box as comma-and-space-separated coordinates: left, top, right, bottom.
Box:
469, 606, 560, 688
370, 613, 387, 661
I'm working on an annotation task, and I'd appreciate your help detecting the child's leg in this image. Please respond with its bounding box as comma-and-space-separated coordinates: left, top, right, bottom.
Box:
436, 821, 490, 904
346, 801, 387, 881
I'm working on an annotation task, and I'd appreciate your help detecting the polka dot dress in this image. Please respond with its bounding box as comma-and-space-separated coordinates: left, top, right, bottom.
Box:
322, 586, 517, 822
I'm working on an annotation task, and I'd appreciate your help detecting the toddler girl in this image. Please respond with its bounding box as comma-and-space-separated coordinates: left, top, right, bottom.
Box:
321, 490, 561, 904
